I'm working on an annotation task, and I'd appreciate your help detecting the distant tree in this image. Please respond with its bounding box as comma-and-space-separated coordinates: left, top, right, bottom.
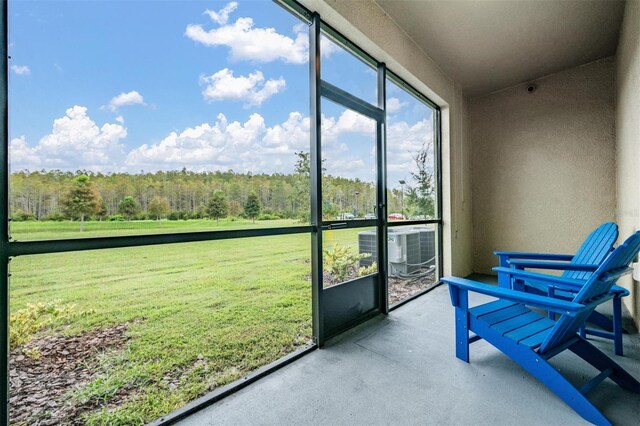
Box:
228, 200, 242, 217
95, 197, 108, 221
61, 175, 100, 232
148, 196, 170, 220
244, 191, 261, 223
118, 196, 140, 220
207, 190, 228, 225
293, 151, 311, 223
406, 141, 435, 219
195, 204, 208, 219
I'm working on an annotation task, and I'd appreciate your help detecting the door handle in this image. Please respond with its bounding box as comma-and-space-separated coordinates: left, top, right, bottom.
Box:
321, 222, 348, 230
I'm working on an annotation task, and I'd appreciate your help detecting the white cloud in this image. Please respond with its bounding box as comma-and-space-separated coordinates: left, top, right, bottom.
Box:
115, 115, 125, 123
125, 109, 372, 176
9, 136, 40, 168
10, 65, 30, 75
204, 1, 238, 25
106, 90, 145, 112
10, 101, 432, 183
9, 106, 127, 171
185, 2, 337, 64
263, 112, 309, 150
318, 34, 346, 59
200, 68, 285, 106
126, 112, 268, 171
320, 109, 376, 148
186, 16, 308, 64
386, 97, 407, 114
386, 118, 434, 187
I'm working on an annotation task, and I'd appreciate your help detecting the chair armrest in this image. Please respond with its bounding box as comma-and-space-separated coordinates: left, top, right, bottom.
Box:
492, 267, 586, 292
611, 285, 630, 296
442, 276, 584, 314
507, 260, 598, 271
494, 251, 574, 261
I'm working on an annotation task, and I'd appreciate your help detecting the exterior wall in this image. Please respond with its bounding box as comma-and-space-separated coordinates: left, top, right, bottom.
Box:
298, 0, 473, 277
616, 0, 640, 327
470, 58, 617, 274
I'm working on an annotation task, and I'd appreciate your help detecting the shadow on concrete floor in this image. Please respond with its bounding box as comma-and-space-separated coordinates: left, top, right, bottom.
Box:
179, 281, 640, 426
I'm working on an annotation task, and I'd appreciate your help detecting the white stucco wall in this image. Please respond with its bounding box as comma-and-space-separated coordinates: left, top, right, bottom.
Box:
298, 0, 473, 277
470, 58, 617, 274
616, 0, 640, 327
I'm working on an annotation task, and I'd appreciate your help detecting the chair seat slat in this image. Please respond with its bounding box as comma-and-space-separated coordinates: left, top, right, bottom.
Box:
475, 304, 530, 326
469, 300, 516, 317
492, 311, 545, 335
497, 312, 554, 342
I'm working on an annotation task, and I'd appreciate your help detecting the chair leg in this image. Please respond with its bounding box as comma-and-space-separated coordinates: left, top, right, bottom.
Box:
584, 297, 626, 356
613, 297, 623, 356
454, 294, 470, 363
570, 338, 640, 393
588, 307, 628, 334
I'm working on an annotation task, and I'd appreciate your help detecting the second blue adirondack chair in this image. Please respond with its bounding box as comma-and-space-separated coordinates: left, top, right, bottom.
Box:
495, 222, 629, 355
443, 231, 640, 425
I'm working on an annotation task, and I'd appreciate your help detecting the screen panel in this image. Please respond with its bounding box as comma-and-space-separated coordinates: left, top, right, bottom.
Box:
9, 235, 311, 424
385, 77, 437, 222
387, 224, 439, 306
8, 0, 310, 240
319, 32, 377, 106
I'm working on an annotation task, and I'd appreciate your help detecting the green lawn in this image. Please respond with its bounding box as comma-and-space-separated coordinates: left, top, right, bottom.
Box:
10, 217, 301, 241
9, 220, 365, 424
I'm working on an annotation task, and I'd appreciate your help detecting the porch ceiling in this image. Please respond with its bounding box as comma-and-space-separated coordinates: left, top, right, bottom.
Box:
374, 0, 625, 97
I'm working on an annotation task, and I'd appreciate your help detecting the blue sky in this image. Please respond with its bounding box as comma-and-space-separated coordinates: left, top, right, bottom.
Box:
8, 0, 434, 188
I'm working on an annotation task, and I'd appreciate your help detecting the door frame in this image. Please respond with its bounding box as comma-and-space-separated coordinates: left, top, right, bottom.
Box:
309, 14, 388, 343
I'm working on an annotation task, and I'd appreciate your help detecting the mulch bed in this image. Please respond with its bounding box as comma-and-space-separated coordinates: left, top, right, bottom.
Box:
9, 321, 139, 425
388, 269, 438, 305
323, 266, 438, 305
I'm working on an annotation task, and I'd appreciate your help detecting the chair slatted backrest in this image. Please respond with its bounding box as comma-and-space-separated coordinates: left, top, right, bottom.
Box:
564, 222, 618, 280
538, 231, 640, 354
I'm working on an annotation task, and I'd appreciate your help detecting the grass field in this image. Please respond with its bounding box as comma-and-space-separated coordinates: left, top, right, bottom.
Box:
9, 220, 366, 424
10, 217, 301, 241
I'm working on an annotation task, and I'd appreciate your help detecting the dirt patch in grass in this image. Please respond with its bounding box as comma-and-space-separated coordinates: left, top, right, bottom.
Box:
9, 320, 140, 425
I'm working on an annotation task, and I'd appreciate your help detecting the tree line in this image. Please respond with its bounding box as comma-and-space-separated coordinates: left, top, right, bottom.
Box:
10, 149, 435, 228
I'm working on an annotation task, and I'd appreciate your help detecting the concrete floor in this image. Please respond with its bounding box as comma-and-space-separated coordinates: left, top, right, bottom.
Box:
179, 280, 640, 425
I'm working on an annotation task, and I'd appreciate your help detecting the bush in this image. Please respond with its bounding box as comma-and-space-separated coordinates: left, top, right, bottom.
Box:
11, 210, 36, 222
324, 244, 371, 282
357, 261, 378, 277
133, 212, 149, 221
10, 300, 94, 349
43, 212, 67, 222
168, 211, 195, 220
258, 213, 280, 221
108, 214, 125, 221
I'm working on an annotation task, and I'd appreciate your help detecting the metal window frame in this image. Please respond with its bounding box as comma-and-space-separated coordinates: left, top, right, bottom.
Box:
311, 12, 390, 343
0, 0, 445, 423
305, 0, 443, 338
1, 2, 9, 422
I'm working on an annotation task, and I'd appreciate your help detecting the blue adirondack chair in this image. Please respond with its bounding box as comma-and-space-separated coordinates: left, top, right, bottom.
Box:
495, 222, 629, 355
443, 231, 640, 426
